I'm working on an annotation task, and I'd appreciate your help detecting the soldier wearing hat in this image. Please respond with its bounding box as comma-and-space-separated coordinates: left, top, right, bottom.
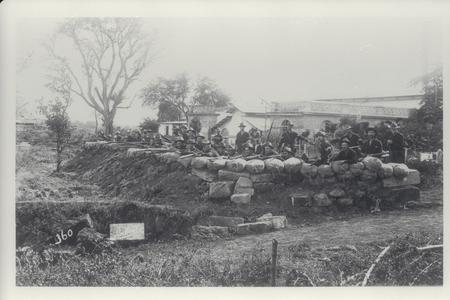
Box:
387, 122, 406, 163
361, 127, 383, 157
180, 125, 189, 142
113, 130, 122, 142
259, 142, 278, 157
315, 131, 332, 164
235, 122, 250, 154
281, 146, 294, 160
194, 135, 206, 152
202, 141, 219, 157
278, 120, 298, 153
172, 135, 187, 151
331, 138, 357, 164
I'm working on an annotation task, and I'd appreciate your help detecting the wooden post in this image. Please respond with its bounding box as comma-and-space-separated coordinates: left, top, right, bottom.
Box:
271, 239, 278, 286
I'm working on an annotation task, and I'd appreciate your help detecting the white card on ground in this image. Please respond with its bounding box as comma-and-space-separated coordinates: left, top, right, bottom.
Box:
109, 223, 145, 240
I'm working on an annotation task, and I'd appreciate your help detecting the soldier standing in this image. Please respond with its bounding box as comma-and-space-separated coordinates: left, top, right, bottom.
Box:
278, 120, 298, 152
388, 123, 406, 163
361, 127, 383, 157
235, 122, 250, 153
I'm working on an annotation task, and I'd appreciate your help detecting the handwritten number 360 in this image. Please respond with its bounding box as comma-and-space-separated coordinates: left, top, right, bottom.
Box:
54, 229, 73, 245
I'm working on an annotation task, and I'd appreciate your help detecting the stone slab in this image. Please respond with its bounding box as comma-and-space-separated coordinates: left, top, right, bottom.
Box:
234, 187, 255, 196
250, 173, 274, 183
231, 193, 251, 204
290, 193, 312, 207
110, 223, 145, 241
206, 216, 245, 227
382, 169, 420, 187
209, 181, 234, 199
256, 215, 287, 229
218, 170, 250, 181
235, 176, 253, 188
234, 221, 272, 235
192, 168, 218, 182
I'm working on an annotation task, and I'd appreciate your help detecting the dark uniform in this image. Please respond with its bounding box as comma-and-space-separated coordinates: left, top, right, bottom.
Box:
235, 131, 250, 153
389, 132, 405, 163
332, 148, 358, 164
317, 139, 332, 164
342, 131, 361, 147
279, 131, 298, 151
361, 138, 383, 157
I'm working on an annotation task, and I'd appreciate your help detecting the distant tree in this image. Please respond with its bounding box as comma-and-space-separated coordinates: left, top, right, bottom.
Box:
157, 101, 183, 122
39, 99, 73, 172
403, 68, 443, 151
47, 18, 153, 135
141, 74, 191, 122
192, 76, 231, 107
139, 118, 159, 132
190, 117, 202, 135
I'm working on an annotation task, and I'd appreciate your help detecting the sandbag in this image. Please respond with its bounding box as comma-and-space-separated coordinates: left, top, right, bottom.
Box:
245, 159, 265, 174
264, 158, 285, 173
301, 163, 318, 178
378, 163, 394, 179
317, 164, 334, 177
349, 162, 365, 176
191, 157, 210, 169
283, 157, 303, 173
361, 169, 378, 182
161, 152, 180, 163
331, 161, 349, 175
207, 159, 228, 171
362, 156, 383, 172
227, 158, 247, 172
393, 164, 409, 179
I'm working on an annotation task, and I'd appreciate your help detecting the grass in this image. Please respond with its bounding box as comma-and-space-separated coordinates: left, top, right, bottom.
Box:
16, 231, 442, 286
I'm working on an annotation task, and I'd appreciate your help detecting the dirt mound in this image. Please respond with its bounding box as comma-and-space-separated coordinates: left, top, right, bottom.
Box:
63, 148, 208, 208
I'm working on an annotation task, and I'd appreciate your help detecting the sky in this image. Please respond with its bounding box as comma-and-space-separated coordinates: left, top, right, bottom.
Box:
16, 17, 442, 126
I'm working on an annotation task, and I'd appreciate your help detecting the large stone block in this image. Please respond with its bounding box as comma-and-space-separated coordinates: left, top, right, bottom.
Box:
205, 216, 245, 227
209, 181, 234, 199
235, 177, 253, 188
382, 169, 420, 187
231, 193, 251, 204
313, 193, 333, 207
234, 221, 272, 235
256, 214, 288, 229
388, 185, 420, 203
234, 187, 255, 196
218, 170, 250, 181
290, 192, 312, 207
250, 173, 274, 183
192, 168, 218, 182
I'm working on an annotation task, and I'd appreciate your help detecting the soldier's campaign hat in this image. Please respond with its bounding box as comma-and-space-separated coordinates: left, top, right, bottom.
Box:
281, 120, 293, 127
315, 131, 326, 137
238, 122, 246, 128
263, 142, 274, 148
180, 125, 187, 130
283, 146, 293, 153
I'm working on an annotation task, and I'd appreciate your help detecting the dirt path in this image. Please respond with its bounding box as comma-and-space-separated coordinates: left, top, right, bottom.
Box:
211, 207, 443, 258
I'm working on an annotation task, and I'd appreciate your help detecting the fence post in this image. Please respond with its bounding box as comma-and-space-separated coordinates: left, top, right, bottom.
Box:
271, 239, 278, 286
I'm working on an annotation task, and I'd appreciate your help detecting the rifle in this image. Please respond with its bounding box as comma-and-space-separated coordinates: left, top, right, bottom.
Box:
265, 120, 275, 142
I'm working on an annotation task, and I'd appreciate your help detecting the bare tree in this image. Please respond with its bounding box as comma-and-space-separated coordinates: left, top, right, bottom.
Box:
46, 18, 153, 135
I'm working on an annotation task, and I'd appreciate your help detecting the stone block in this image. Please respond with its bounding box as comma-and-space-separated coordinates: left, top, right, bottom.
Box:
254, 182, 276, 193
256, 214, 288, 229
234, 221, 272, 235
337, 197, 353, 206
231, 193, 251, 204
192, 168, 217, 182
110, 223, 145, 241
329, 188, 346, 198
218, 170, 250, 181
235, 176, 253, 188
250, 173, 274, 183
177, 154, 194, 168
209, 181, 234, 199
206, 216, 245, 227
234, 186, 255, 196
313, 193, 333, 207
388, 185, 420, 203
382, 169, 420, 187
290, 193, 312, 207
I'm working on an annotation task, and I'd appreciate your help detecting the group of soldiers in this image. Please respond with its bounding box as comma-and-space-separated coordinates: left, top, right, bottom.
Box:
97, 119, 407, 163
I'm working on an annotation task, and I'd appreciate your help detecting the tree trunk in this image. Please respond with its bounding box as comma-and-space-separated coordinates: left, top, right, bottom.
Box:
56, 143, 62, 173
103, 112, 115, 136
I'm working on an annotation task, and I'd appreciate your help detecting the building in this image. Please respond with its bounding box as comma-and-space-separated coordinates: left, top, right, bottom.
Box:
158, 121, 187, 136
188, 94, 422, 146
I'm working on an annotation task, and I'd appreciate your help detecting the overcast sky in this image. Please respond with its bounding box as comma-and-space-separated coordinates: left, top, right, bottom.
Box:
16, 17, 442, 126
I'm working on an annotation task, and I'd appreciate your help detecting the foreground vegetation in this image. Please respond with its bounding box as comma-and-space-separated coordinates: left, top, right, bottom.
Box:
16, 231, 442, 286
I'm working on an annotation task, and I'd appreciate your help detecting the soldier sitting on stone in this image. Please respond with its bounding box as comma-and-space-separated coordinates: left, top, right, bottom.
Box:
280, 146, 294, 160
331, 138, 358, 164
